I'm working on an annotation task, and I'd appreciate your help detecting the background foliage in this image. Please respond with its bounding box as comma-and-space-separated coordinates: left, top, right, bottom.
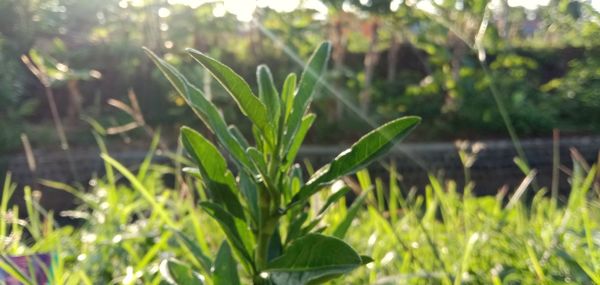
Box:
0, 0, 599, 153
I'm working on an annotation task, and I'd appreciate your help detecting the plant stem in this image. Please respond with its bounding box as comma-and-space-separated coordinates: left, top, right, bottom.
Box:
255, 185, 277, 274
255, 215, 277, 285
255, 120, 285, 278
256, 225, 272, 270
256, 207, 270, 270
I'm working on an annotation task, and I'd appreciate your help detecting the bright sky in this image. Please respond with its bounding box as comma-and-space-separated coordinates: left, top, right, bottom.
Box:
159, 0, 600, 22
164, 0, 325, 21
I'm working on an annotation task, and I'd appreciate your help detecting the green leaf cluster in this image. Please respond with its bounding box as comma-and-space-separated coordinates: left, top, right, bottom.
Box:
145, 42, 420, 284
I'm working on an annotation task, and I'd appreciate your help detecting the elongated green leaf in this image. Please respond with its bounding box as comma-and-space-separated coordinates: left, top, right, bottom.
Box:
265, 233, 362, 285
268, 228, 283, 262
144, 48, 251, 170
186, 49, 270, 132
281, 73, 297, 123
181, 127, 244, 219
318, 186, 351, 215
1, 173, 16, 238
101, 153, 176, 228
285, 212, 308, 245
0, 255, 33, 285
252, 125, 265, 153
239, 171, 259, 224
213, 242, 241, 285
556, 249, 600, 283
143, 48, 188, 98
284, 42, 331, 151
136, 129, 161, 181
199, 202, 254, 270
300, 219, 324, 237
174, 231, 213, 274
186, 84, 253, 170
160, 259, 204, 285
257, 65, 280, 129
360, 256, 374, 265
284, 113, 316, 168
284, 164, 304, 203
246, 147, 268, 176
228, 125, 250, 150
135, 232, 173, 272
332, 189, 370, 239
289, 116, 420, 208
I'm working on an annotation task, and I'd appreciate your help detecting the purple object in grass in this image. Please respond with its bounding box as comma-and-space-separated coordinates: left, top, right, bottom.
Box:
0, 253, 52, 285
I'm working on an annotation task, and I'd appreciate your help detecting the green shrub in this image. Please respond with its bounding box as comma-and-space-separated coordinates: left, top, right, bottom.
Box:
144, 41, 419, 284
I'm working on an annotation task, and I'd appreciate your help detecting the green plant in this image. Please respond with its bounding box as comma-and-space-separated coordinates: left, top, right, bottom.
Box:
144, 42, 420, 284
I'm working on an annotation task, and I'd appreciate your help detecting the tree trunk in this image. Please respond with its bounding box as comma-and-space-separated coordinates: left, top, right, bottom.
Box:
444, 32, 466, 112
330, 17, 348, 121
66, 79, 82, 123
359, 21, 380, 115
387, 32, 400, 83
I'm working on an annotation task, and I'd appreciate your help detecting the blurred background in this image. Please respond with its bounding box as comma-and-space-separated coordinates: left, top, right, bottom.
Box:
1, 0, 599, 192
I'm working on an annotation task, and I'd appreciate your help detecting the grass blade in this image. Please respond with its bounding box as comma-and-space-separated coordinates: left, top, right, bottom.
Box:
100, 153, 175, 228
332, 189, 370, 239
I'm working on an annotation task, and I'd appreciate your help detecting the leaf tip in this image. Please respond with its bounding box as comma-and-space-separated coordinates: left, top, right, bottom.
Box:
142, 46, 158, 58
185, 47, 202, 55
360, 255, 374, 265
180, 125, 193, 134
319, 41, 332, 52
407, 115, 422, 125
257, 64, 272, 76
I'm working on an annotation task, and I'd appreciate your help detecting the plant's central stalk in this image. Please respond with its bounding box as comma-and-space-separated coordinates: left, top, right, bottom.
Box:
255, 135, 284, 282
255, 184, 278, 274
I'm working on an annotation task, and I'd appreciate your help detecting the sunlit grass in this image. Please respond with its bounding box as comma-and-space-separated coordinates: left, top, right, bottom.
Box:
1, 145, 599, 284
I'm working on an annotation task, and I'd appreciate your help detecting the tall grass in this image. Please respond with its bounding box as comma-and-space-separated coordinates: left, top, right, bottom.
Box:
1, 143, 599, 284
340, 158, 600, 284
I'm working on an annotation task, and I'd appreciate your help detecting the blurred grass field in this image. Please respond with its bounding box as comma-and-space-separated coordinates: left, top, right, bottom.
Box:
1, 138, 598, 284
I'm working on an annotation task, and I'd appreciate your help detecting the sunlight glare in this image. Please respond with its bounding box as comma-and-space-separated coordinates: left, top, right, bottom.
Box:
225, 0, 256, 22
213, 3, 227, 18
267, 0, 300, 13
158, 7, 171, 17
129, 0, 144, 7
168, 0, 206, 9
164, 0, 597, 22
304, 0, 328, 20
390, 0, 403, 12
507, 0, 550, 10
